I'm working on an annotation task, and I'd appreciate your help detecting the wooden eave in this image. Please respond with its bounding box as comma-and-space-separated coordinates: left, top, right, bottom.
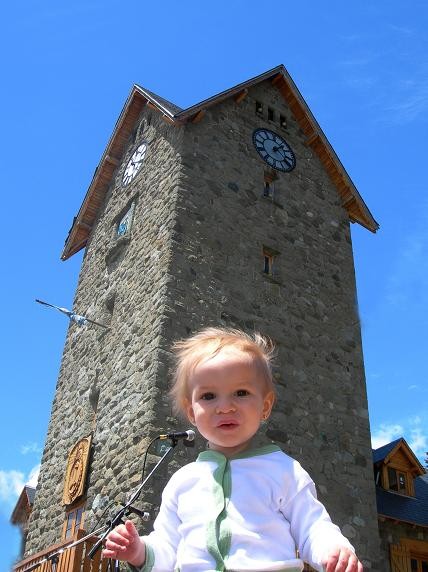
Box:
61, 90, 148, 260
11, 488, 32, 525
62, 65, 378, 260
378, 513, 428, 529
383, 439, 425, 476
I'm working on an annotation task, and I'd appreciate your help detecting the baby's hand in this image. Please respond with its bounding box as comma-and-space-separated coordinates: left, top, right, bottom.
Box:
323, 545, 363, 572
102, 520, 146, 566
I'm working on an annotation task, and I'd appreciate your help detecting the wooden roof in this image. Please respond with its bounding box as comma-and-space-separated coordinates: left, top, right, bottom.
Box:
61, 65, 379, 260
373, 437, 425, 477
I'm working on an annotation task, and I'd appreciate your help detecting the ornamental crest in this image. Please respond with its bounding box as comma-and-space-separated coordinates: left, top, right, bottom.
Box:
62, 435, 92, 506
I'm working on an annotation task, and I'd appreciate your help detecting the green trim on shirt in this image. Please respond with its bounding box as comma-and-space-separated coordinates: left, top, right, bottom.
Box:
206, 453, 232, 570
201, 444, 282, 571
197, 443, 281, 463
137, 542, 155, 572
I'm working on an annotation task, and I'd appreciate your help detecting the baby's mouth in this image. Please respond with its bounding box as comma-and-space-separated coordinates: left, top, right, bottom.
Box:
217, 421, 239, 429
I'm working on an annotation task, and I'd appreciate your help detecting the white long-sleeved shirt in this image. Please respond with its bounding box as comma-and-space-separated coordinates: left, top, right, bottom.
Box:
139, 444, 354, 572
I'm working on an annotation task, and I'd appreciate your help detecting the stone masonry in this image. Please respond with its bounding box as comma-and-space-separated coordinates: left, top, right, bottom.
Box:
25, 76, 382, 569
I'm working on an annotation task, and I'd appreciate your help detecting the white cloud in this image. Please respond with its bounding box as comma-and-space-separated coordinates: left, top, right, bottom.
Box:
0, 464, 40, 516
409, 428, 427, 459
372, 418, 428, 463
371, 423, 404, 449
27, 465, 40, 488
20, 442, 42, 455
0, 470, 25, 504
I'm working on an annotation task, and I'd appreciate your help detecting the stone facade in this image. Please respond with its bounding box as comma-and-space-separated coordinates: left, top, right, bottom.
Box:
26, 77, 381, 569
378, 519, 428, 570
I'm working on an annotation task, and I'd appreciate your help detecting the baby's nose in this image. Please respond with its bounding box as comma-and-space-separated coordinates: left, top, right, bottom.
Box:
216, 397, 236, 413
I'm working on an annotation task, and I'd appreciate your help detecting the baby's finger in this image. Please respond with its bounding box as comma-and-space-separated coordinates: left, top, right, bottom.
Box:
102, 548, 117, 559
104, 537, 129, 552
344, 554, 358, 572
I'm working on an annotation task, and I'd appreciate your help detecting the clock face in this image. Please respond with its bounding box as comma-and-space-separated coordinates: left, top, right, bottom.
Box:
252, 129, 296, 172
122, 142, 147, 186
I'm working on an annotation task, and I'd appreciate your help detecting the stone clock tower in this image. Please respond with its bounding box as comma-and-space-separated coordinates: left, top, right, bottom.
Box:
23, 66, 381, 569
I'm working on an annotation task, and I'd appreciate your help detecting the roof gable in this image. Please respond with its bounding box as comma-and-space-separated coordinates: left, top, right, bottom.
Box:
373, 437, 425, 476
62, 65, 379, 260
11, 485, 35, 525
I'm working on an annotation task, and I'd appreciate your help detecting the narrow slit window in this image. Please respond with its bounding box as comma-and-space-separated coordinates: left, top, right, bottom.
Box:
263, 254, 273, 275
280, 114, 287, 128
262, 246, 279, 278
256, 101, 263, 115
263, 173, 275, 199
263, 250, 276, 276
268, 107, 274, 121
264, 180, 273, 198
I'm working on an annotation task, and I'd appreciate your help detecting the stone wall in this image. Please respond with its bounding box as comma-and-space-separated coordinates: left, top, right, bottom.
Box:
378, 518, 428, 571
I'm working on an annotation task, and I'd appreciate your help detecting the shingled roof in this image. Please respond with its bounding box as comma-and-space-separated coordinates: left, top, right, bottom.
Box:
62, 65, 379, 260
376, 474, 428, 527
373, 438, 403, 464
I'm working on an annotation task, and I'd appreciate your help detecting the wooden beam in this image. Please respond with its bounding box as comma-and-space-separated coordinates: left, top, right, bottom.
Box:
105, 155, 120, 167
234, 89, 248, 104
271, 74, 282, 86
342, 195, 355, 208
76, 220, 92, 231
305, 132, 320, 147
191, 109, 206, 124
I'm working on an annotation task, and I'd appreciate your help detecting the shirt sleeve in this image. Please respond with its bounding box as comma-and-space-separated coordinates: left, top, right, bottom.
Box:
279, 466, 355, 572
138, 474, 182, 572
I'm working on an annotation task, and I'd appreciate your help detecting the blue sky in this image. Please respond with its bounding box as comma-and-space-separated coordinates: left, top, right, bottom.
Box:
1, 0, 427, 568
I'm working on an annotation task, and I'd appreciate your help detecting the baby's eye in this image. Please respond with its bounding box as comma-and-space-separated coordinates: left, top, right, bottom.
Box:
236, 389, 250, 397
200, 392, 215, 400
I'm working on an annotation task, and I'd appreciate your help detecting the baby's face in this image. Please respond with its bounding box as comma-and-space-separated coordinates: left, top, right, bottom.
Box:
185, 348, 274, 457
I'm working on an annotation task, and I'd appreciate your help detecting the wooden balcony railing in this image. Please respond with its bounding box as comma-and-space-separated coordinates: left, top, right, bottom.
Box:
14, 529, 110, 572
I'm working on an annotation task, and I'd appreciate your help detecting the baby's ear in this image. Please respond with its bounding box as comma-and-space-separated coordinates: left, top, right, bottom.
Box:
184, 399, 196, 425
262, 391, 275, 419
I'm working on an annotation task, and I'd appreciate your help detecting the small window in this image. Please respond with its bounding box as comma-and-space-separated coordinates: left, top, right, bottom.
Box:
262, 246, 280, 278
388, 467, 398, 491
116, 201, 136, 238
268, 107, 274, 121
263, 253, 274, 275
255, 101, 263, 115
387, 467, 409, 494
280, 114, 287, 129
263, 179, 274, 198
63, 503, 85, 539
411, 558, 428, 572
263, 173, 276, 199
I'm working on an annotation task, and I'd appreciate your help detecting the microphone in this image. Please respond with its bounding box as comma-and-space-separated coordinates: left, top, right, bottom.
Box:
159, 429, 196, 442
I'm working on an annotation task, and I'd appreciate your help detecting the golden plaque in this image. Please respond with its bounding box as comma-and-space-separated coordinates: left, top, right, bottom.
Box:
62, 435, 92, 505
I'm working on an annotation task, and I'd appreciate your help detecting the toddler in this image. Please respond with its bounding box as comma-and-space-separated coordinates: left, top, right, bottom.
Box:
103, 327, 363, 572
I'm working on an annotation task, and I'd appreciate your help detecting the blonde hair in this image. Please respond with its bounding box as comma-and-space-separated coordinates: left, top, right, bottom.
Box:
170, 327, 276, 417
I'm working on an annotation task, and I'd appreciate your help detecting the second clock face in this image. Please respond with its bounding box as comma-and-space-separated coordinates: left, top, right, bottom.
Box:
252, 128, 296, 172
122, 142, 147, 186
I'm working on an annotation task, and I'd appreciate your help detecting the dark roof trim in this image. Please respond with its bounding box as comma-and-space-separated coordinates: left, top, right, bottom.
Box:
378, 513, 428, 529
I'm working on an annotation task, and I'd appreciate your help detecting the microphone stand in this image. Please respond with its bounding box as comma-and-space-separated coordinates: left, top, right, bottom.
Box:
88, 437, 179, 561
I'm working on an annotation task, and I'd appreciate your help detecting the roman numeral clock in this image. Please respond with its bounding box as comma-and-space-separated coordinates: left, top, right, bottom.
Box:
252, 128, 296, 172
